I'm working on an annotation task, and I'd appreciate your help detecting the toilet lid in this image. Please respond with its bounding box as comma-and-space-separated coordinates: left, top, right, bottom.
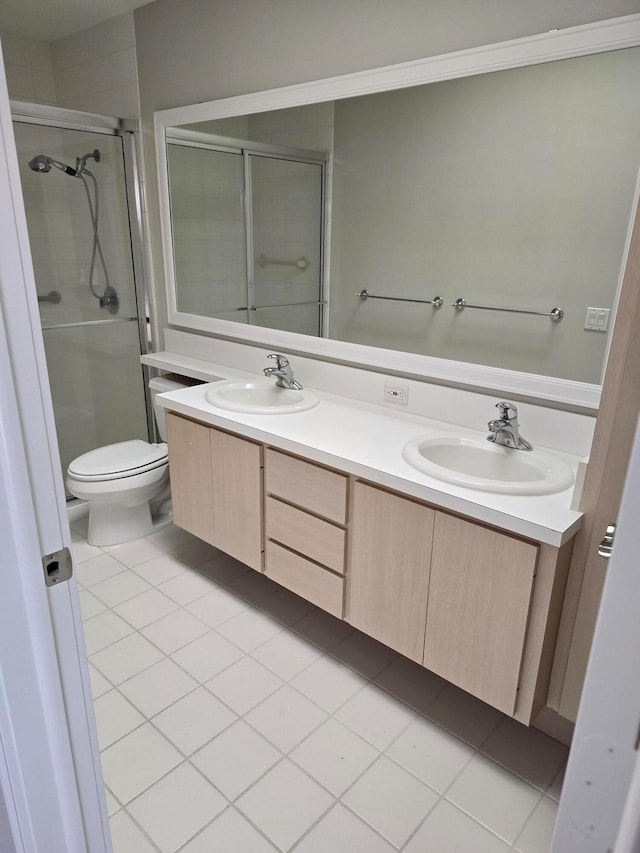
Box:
68, 440, 168, 481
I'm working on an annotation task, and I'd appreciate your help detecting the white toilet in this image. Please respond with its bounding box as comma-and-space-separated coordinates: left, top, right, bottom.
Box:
66, 375, 191, 546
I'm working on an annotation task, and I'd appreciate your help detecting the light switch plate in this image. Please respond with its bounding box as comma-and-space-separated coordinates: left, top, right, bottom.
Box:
584, 307, 611, 332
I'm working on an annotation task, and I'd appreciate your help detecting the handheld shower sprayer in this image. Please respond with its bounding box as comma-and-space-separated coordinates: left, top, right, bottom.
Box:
27, 148, 119, 315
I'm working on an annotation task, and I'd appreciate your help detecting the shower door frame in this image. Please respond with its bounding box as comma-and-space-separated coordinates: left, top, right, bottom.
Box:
165, 129, 329, 334
10, 100, 155, 446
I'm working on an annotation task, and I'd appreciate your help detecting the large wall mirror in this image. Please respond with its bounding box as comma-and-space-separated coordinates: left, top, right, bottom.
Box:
155, 18, 640, 408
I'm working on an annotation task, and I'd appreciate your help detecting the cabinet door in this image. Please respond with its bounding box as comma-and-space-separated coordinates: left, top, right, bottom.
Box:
166, 413, 214, 544
424, 513, 538, 716
348, 482, 434, 662
210, 428, 263, 571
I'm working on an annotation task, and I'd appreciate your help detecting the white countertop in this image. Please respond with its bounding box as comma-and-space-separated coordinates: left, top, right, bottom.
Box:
151, 355, 584, 547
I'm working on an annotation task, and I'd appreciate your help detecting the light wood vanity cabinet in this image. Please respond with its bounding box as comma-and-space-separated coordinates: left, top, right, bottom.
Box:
167, 415, 573, 724
263, 449, 347, 617
347, 481, 570, 723
166, 412, 263, 570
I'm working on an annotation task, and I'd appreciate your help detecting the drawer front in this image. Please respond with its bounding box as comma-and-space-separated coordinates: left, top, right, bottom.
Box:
266, 497, 345, 574
265, 541, 344, 618
265, 449, 348, 524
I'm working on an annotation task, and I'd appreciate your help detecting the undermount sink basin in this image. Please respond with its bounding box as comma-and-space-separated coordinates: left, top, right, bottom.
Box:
402, 435, 574, 495
205, 378, 319, 414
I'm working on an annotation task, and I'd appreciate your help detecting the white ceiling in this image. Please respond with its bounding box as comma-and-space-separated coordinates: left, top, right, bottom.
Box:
0, 0, 156, 42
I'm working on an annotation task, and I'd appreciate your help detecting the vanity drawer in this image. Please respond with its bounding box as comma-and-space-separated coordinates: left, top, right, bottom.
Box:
265, 541, 344, 618
266, 496, 346, 574
265, 449, 348, 524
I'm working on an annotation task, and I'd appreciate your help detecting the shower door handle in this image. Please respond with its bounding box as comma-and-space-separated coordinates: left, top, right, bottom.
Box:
37, 290, 62, 304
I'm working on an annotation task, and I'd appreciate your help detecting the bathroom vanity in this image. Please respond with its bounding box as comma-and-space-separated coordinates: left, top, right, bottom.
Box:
153, 363, 583, 729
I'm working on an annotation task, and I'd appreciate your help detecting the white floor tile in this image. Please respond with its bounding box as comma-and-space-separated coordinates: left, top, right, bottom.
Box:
335, 682, 416, 750
100, 723, 182, 804
405, 799, 510, 853
205, 656, 283, 716
104, 787, 120, 817
290, 718, 378, 796
373, 656, 448, 713
191, 720, 281, 800
291, 608, 354, 651
185, 586, 249, 628
245, 685, 327, 752
88, 663, 112, 699
140, 608, 209, 654
146, 523, 196, 552
71, 538, 103, 564
514, 795, 558, 853
109, 809, 159, 853
481, 717, 569, 790
424, 683, 503, 748
83, 610, 135, 655
446, 753, 543, 844
290, 655, 367, 714
152, 686, 236, 755
90, 632, 164, 684
225, 571, 280, 605
173, 538, 223, 567
131, 552, 189, 586
386, 715, 474, 792
114, 587, 179, 629
91, 570, 152, 608
257, 587, 316, 627
196, 553, 250, 586
171, 630, 244, 682
294, 803, 396, 853
236, 759, 333, 851
119, 657, 198, 718
75, 552, 129, 588
93, 689, 145, 750
128, 762, 227, 853
157, 569, 217, 605
251, 627, 323, 681
109, 538, 165, 568
342, 755, 438, 848
330, 631, 398, 679
216, 607, 285, 653
78, 588, 107, 621
181, 806, 277, 852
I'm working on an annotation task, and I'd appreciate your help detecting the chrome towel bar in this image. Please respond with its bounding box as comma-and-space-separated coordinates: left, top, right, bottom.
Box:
356, 289, 443, 307
452, 298, 563, 321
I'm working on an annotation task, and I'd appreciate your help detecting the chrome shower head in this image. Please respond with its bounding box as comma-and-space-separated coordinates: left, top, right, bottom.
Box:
28, 153, 77, 176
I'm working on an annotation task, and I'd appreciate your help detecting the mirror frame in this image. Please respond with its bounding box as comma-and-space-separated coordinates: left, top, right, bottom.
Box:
154, 14, 640, 411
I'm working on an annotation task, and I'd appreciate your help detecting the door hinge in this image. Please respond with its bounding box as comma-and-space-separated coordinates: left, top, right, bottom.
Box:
598, 523, 616, 559
42, 547, 73, 587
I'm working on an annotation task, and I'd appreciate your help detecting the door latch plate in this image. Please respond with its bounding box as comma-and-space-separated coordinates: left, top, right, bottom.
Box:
42, 547, 73, 587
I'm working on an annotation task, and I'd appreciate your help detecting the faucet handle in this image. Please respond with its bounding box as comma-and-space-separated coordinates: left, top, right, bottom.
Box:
267, 353, 289, 370
495, 401, 518, 421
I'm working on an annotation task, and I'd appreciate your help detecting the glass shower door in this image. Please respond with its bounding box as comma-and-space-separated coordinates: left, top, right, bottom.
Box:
250, 154, 324, 335
14, 121, 149, 495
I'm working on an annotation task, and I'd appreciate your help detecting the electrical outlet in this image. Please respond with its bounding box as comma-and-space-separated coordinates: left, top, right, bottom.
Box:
584, 307, 611, 332
384, 384, 409, 405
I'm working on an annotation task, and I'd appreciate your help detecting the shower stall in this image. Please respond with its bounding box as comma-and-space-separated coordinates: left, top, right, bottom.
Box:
12, 102, 151, 497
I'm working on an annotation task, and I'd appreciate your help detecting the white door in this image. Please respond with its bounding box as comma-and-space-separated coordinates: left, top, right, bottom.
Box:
552, 411, 640, 852
0, 44, 109, 853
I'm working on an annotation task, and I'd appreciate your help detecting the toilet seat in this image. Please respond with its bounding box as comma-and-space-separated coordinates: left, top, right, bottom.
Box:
67, 440, 168, 482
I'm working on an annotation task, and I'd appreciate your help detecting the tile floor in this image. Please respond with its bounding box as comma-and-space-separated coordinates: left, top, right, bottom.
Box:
71, 514, 567, 852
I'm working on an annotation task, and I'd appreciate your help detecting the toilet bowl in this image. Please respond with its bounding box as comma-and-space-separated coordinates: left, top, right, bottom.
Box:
66, 375, 193, 546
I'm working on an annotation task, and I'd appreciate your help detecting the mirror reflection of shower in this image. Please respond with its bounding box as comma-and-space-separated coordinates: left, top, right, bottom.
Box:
28, 148, 119, 314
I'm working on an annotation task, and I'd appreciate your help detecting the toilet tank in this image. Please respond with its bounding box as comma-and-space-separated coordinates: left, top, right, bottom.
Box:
148, 374, 202, 442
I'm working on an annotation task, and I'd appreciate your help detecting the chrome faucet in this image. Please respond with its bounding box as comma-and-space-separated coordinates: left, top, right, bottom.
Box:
487, 401, 533, 451
263, 353, 303, 390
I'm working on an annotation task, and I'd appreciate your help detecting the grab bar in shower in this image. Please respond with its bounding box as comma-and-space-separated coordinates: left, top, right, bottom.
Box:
356, 289, 443, 307
257, 253, 310, 271
37, 290, 62, 304
452, 298, 564, 321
